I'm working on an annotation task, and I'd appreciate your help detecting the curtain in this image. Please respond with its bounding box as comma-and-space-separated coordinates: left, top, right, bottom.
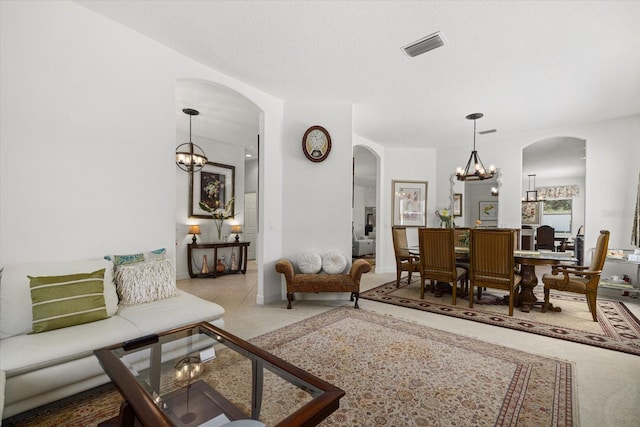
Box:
537, 185, 579, 199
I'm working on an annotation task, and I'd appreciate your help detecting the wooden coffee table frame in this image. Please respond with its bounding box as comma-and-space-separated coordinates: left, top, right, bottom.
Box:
95, 322, 344, 427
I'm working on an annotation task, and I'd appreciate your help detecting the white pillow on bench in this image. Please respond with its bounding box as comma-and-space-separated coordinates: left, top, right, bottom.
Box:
297, 252, 322, 274
322, 252, 348, 274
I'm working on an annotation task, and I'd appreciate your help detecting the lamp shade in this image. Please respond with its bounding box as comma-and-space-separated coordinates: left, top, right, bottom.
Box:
231, 225, 242, 234
188, 225, 201, 235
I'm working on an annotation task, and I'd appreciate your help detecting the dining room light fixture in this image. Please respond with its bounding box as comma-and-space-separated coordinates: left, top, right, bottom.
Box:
176, 108, 208, 172
524, 174, 540, 201
455, 113, 496, 181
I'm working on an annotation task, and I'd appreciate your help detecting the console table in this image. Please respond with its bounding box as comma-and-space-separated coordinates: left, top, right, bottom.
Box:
188, 242, 250, 278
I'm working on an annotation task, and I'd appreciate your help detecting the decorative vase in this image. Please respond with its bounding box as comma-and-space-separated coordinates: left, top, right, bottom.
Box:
201, 255, 209, 274
216, 258, 225, 273
214, 219, 224, 242
231, 252, 238, 271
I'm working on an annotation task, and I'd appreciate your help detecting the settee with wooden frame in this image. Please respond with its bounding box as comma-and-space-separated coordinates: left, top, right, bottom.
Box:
275, 258, 371, 309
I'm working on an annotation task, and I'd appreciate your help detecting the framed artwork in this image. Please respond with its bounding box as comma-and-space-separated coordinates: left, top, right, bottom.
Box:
453, 193, 462, 217
479, 201, 498, 221
391, 180, 427, 227
189, 162, 236, 219
521, 201, 540, 225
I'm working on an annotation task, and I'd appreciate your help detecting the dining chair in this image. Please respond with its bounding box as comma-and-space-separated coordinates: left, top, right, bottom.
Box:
536, 225, 555, 251
418, 228, 466, 304
392, 226, 420, 287
469, 229, 521, 316
452, 227, 471, 292
541, 230, 610, 322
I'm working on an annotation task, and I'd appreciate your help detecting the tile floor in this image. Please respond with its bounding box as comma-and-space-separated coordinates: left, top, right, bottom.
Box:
178, 261, 640, 427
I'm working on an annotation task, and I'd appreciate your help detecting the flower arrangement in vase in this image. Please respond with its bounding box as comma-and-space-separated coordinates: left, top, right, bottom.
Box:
199, 197, 235, 241
435, 209, 455, 228
458, 220, 482, 247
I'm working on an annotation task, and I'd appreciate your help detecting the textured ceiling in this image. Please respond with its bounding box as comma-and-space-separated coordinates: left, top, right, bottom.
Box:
77, 0, 640, 151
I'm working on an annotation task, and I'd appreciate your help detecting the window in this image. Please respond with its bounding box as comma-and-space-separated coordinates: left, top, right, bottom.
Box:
541, 199, 572, 233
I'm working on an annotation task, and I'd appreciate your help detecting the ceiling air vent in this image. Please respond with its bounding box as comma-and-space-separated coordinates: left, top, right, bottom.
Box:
402, 31, 445, 58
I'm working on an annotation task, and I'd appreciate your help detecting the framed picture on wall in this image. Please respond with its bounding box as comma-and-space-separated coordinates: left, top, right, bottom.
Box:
189, 162, 236, 219
521, 201, 540, 225
479, 201, 498, 221
453, 193, 462, 217
391, 180, 428, 227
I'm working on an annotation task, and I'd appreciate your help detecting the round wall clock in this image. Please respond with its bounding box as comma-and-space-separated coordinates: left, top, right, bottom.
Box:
302, 125, 331, 162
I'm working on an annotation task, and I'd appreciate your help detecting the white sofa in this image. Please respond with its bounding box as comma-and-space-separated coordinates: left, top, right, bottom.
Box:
0, 258, 225, 419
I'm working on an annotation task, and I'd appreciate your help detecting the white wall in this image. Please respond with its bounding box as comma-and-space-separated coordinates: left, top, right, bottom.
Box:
1, 1, 286, 306
1, 1, 176, 263
281, 103, 353, 257
437, 115, 640, 253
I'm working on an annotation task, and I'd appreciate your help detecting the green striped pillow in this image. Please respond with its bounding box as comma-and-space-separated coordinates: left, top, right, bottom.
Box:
28, 268, 108, 333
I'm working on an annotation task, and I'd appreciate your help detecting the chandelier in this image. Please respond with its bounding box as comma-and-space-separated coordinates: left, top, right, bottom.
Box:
455, 113, 496, 181
176, 108, 208, 173
524, 174, 540, 201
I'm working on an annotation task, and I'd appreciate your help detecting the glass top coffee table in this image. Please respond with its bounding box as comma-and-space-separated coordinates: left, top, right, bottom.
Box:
95, 322, 344, 427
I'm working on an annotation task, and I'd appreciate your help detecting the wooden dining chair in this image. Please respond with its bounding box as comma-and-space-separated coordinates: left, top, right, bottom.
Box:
469, 229, 521, 316
392, 226, 420, 287
536, 225, 555, 251
418, 228, 467, 304
541, 230, 610, 322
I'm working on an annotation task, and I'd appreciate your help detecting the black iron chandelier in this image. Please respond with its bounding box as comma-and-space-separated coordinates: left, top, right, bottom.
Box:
455, 113, 496, 181
176, 108, 208, 173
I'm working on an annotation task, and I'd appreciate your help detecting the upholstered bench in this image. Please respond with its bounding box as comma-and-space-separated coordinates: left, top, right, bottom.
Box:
275, 256, 371, 309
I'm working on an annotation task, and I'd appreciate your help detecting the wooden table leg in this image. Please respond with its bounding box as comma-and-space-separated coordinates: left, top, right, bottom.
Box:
517, 264, 538, 312
240, 245, 248, 274
118, 401, 136, 427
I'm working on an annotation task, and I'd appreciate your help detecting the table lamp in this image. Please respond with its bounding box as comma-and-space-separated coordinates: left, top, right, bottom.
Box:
188, 225, 201, 244
231, 225, 242, 243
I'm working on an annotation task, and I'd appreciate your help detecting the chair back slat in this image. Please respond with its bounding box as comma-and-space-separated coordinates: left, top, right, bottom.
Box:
536, 225, 555, 251
392, 226, 410, 258
470, 229, 515, 285
419, 228, 456, 281
588, 230, 611, 272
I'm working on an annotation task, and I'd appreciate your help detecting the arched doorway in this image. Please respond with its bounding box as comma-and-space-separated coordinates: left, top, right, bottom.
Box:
353, 145, 380, 266
175, 78, 261, 280
522, 136, 586, 252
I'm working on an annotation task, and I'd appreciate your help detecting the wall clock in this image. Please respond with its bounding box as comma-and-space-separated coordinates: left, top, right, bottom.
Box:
302, 125, 331, 162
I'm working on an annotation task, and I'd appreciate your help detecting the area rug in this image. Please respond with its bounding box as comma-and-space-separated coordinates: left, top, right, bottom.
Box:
360, 278, 640, 356
3, 307, 574, 426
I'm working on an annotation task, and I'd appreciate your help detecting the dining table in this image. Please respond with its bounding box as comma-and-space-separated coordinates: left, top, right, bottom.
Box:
407, 246, 578, 312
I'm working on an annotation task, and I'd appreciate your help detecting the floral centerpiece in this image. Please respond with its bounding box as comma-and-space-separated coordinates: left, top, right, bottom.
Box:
458, 220, 482, 247
435, 209, 454, 228
199, 197, 235, 241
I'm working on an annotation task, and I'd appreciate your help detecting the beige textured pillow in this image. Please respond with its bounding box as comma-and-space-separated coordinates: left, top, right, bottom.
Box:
115, 259, 176, 306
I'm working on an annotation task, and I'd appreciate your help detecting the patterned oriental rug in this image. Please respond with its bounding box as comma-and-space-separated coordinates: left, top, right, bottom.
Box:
4, 308, 574, 426
360, 279, 640, 356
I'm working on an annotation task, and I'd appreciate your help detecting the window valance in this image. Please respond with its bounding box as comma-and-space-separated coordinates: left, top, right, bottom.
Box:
537, 185, 579, 199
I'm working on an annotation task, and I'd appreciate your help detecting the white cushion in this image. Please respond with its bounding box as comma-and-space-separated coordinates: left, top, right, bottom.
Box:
0, 259, 117, 339
322, 252, 348, 274
296, 252, 322, 274
115, 259, 176, 307
0, 315, 138, 374
117, 290, 226, 335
